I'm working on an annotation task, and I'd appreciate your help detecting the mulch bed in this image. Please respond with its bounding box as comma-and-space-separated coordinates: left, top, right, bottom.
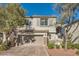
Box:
48, 48, 77, 56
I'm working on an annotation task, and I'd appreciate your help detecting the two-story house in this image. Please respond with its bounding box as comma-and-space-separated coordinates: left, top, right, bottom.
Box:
17, 16, 61, 46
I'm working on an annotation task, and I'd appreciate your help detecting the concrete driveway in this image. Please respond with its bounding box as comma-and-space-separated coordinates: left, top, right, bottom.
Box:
0, 44, 49, 56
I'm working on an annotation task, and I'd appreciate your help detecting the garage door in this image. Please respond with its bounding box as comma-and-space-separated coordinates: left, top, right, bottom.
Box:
33, 36, 45, 45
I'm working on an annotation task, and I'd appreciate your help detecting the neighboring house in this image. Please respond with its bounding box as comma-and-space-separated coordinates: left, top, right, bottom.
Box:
64, 20, 79, 44
16, 16, 60, 46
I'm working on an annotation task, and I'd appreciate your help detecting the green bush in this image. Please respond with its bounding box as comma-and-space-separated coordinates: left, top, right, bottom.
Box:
0, 44, 9, 51
73, 44, 79, 49
62, 43, 79, 49
61, 43, 64, 48
48, 42, 55, 49
67, 40, 79, 49
67, 41, 74, 49
0, 41, 11, 51
56, 45, 60, 49
0, 39, 2, 44
61, 41, 75, 49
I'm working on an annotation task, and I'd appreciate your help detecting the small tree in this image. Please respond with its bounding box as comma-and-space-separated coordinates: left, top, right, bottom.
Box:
0, 4, 26, 43
54, 3, 79, 50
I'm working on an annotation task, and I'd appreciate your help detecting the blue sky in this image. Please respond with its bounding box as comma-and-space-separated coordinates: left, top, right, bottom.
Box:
0, 3, 78, 22
21, 3, 79, 21
21, 3, 79, 23
21, 3, 59, 16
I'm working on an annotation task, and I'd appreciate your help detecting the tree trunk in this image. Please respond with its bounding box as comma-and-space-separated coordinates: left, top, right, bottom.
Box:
64, 28, 68, 50
3, 32, 6, 43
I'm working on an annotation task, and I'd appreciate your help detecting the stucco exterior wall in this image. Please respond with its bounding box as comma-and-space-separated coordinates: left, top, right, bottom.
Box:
17, 16, 56, 33
16, 16, 57, 46
32, 18, 49, 31
32, 17, 56, 31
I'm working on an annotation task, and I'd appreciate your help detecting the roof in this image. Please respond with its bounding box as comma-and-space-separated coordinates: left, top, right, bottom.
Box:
25, 15, 56, 18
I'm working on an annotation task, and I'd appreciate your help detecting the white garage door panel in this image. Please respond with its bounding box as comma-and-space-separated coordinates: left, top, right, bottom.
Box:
34, 36, 44, 45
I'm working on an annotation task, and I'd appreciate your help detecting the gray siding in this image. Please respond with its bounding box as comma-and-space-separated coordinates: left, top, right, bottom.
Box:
65, 21, 79, 43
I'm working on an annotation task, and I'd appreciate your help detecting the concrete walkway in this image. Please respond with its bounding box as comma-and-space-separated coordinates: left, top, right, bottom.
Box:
0, 44, 49, 56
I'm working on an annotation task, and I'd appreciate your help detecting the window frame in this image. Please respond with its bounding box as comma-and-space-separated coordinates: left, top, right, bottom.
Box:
40, 18, 48, 27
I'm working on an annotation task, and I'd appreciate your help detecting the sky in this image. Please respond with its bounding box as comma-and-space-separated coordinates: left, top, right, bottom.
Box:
0, 3, 79, 22
21, 3, 79, 22
21, 3, 59, 16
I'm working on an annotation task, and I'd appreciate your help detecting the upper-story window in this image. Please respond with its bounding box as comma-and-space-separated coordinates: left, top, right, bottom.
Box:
40, 18, 48, 26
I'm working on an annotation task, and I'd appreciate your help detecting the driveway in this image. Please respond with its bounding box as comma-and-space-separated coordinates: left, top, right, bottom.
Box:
0, 43, 49, 56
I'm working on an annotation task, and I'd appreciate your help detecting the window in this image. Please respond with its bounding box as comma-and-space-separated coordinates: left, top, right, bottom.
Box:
40, 18, 48, 26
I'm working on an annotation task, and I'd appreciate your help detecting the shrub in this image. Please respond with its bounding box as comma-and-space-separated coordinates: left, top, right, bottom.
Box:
61, 41, 75, 49
61, 43, 64, 48
73, 44, 79, 49
0, 39, 2, 44
67, 41, 79, 49
62, 43, 79, 49
0, 41, 11, 51
0, 44, 9, 51
56, 45, 60, 49
67, 42, 74, 49
48, 42, 55, 49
